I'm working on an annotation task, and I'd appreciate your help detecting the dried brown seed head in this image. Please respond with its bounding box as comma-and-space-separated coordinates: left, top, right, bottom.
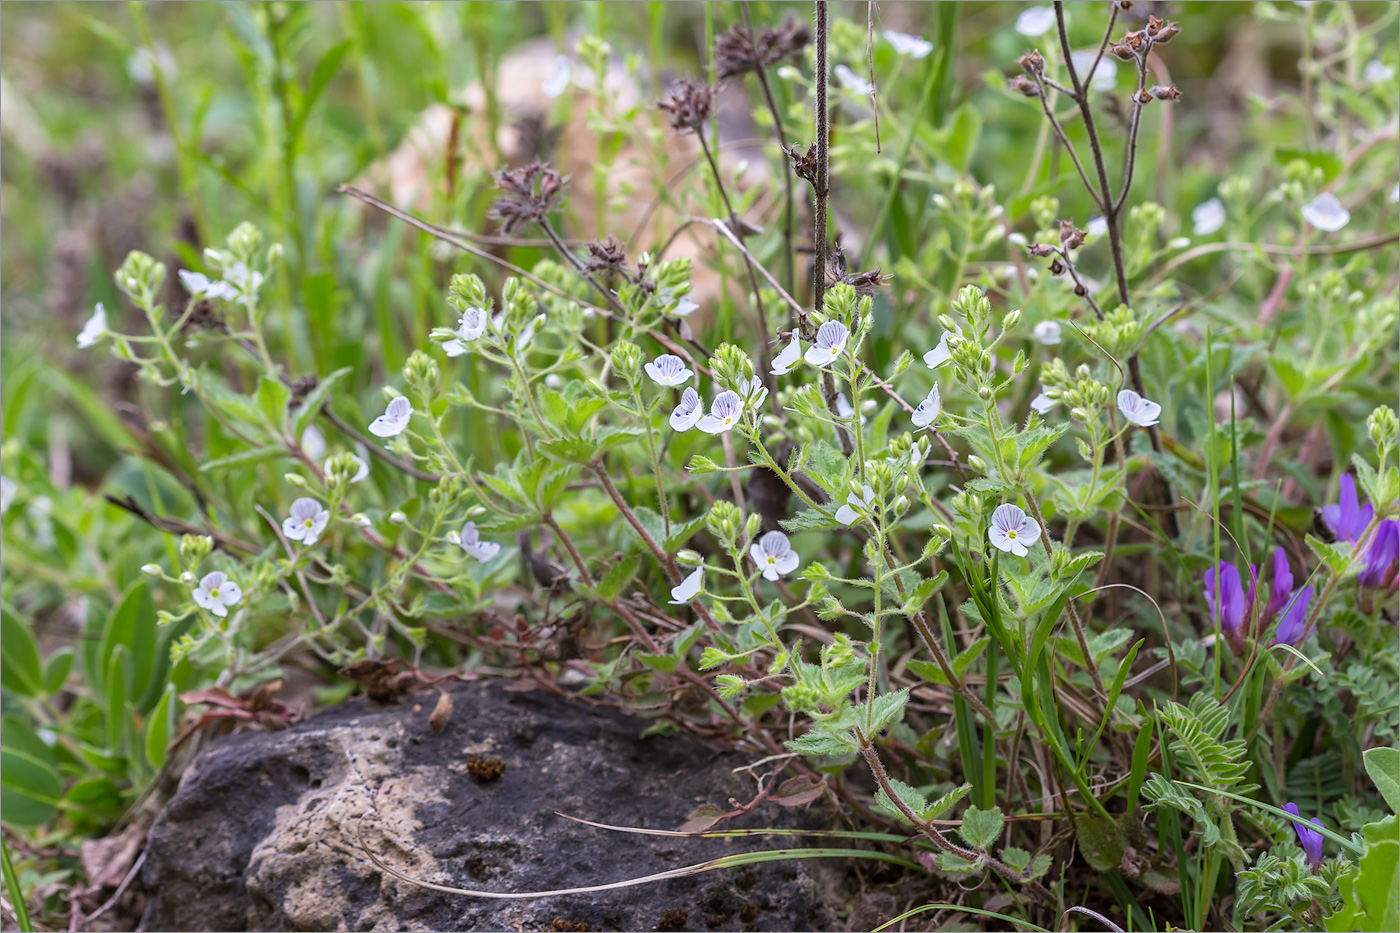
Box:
1008, 74, 1042, 98
657, 79, 715, 134
489, 161, 568, 234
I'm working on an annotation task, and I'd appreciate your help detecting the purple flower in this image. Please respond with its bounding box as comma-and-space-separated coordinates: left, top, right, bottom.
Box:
1322, 474, 1373, 544
1272, 585, 1314, 646
1203, 561, 1252, 637
1263, 548, 1295, 621
1360, 520, 1398, 588
1284, 802, 1325, 870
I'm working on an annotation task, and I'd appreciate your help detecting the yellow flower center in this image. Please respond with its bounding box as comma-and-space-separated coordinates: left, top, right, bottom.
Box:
1006, 530, 1018, 539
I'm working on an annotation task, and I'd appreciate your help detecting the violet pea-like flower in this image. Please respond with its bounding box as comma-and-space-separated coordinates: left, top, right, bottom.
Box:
1284, 802, 1325, 870
1203, 561, 1253, 639
1322, 473, 1373, 544
1360, 519, 1399, 588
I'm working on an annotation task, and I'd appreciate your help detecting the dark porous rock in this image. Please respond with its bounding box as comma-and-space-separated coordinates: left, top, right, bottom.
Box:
141, 682, 844, 931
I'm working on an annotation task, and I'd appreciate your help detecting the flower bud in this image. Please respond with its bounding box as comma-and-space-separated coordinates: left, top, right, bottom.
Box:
676, 549, 703, 567
1369, 405, 1398, 450
156, 610, 177, 626
285, 473, 307, 488
179, 571, 195, 585
894, 496, 909, 515
141, 563, 163, 577
743, 512, 763, 541
968, 455, 988, 474
978, 386, 993, 401
226, 221, 264, 262
390, 510, 408, 525
611, 341, 643, 383
403, 349, 440, 393
933, 524, 951, 538
1003, 309, 1022, 330
179, 534, 213, 567
350, 513, 372, 528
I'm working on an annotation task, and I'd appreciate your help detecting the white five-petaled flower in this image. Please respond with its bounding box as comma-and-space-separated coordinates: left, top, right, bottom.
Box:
771, 334, 801, 375
368, 397, 413, 438
192, 571, 243, 617
222, 262, 264, 298
326, 454, 370, 484
834, 64, 873, 95
988, 503, 1041, 557
1033, 321, 1062, 346
924, 331, 954, 369
805, 320, 849, 367
884, 30, 932, 58
740, 375, 769, 411
542, 54, 571, 98
671, 296, 699, 318
835, 485, 876, 526
77, 304, 107, 349
1192, 197, 1226, 236
644, 354, 693, 386
1301, 193, 1350, 232
912, 384, 942, 428
282, 497, 330, 546
1116, 389, 1162, 427
750, 531, 800, 581
669, 567, 703, 604
1030, 391, 1057, 415
178, 269, 239, 301
670, 387, 704, 432
698, 390, 743, 434
1015, 6, 1057, 37
445, 308, 489, 356
452, 521, 501, 561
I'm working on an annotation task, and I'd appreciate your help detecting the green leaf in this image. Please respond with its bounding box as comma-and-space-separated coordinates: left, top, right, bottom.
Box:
1305, 533, 1353, 577
786, 728, 857, 757
935, 851, 985, 874
945, 103, 982, 172
256, 374, 292, 435
780, 508, 838, 532
0, 747, 64, 827
899, 571, 948, 616
146, 685, 176, 770
199, 445, 289, 472
41, 648, 73, 696
874, 777, 929, 824
105, 646, 130, 755
1365, 747, 1400, 814
0, 605, 43, 697
1274, 146, 1343, 182
958, 803, 1004, 849
1128, 716, 1154, 815
1074, 811, 1126, 871
291, 367, 353, 436
800, 441, 851, 495
98, 581, 155, 702
923, 782, 973, 821
594, 556, 640, 602
636, 653, 681, 673
859, 688, 910, 737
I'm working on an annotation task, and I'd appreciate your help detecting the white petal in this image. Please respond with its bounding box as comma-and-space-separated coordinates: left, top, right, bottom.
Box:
775, 552, 800, 576
1192, 198, 1226, 236
300, 426, 327, 460
76, 304, 107, 349
672, 297, 699, 317
1030, 392, 1056, 415
835, 64, 873, 95
771, 336, 801, 375
219, 581, 243, 605
923, 335, 952, 369
1033, 321, 1062, 345
467, 541, 502, 561
207, 599, 228, 618
696, 414, 732, 434
884, 30, 932, 58
443, 340, 469, 357
669, 567, 703, 604
542, 54, 571, 98
804, 346, 837, 367
192, 587, 216, 610
988, 525, 1014, 553
834, 504, 859, 526
1015, 7, 1056, 37
1015, 516, 1042, 549
283, 517, 306, 540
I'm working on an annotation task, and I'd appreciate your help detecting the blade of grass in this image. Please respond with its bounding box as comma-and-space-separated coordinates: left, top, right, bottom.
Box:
0, 834, 32, 933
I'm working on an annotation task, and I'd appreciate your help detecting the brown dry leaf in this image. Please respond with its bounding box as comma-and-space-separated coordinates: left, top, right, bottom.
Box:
79, 822, 145, 892
429, 691, 454, 734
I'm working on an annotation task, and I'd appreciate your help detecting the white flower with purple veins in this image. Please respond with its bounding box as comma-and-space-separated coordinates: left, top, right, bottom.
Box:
368, 397, 413, 438
1192, 197, 1226, 236
835, 64, 873, 95
192, 571, 243, 618
76, 304, 107, 349
1033, 321, 1062, 345
698, 390, 744, 434
644, 354, 693, 386
282, 497, 330, 546
988, 503, 1041, 557
1030, 390, 1057, 415
912, 384, 942, 428
1301, 193, 1350, 232
771, 334, 801, 375
444, 308, 489, 356
740, 375, 768, 410
669, 567, 703, 604
1117, 389, 1162, 427
178, 270, 238, 301
1016, 6, 1057, 37
669, 387, 704, 432
452, 521, 501, 561
885, 30, 932, 58
924, 331, 955, 369
750, 531, 800, 581
326, 454, 370, 484
805, 321, 849, 367
542, 54, 571, 98
835, 485, 876, 526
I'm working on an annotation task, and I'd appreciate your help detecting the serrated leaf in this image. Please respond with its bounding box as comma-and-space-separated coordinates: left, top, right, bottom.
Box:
874, 777, 930, 824
935, 851, 985, 874
858, 688, 909, 737
800, 440, 851, 495
636, 653, 681, 673
595, 556, 640, 601
786, 728, 857, 757
922, 782, 973, 821
1306, 533, 1354, 576
959, 803, 1004, 849
780, 508, 838, 532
